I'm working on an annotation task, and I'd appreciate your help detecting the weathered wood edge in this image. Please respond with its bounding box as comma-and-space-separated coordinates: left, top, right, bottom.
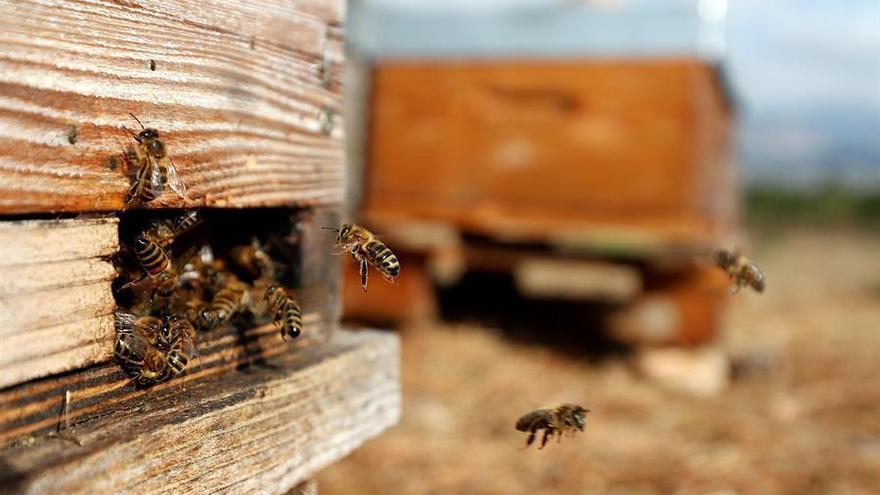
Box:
0, 0, 346, 214
0, 329, 400, 495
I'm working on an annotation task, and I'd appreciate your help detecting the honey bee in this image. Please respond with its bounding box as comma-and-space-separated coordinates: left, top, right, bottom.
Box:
230, 238, 275, 280
714, 249, 766, 294
265, 284, 303, 340
143, 210, 202, 248
197, 277, 251, 331
114, 313, 172, 385
114, 311, 164, 364
326, 223, 400, 292
163, 315, 198, 376
515, 403, 590, 449
130, 346, 172, 386
178, 245, 227, 295
123, 113, 187, 204
125, 235, 178, 295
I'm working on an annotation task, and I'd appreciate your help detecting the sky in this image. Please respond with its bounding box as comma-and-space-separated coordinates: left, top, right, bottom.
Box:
355, 0, 880, 188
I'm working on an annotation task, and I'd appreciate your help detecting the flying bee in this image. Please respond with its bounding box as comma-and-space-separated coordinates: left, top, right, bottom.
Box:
122, 113, 187, 204
123, 235, 178, 295
516, 403, 590, 449
143, 210, 202, 248
714, 249, 766, 295
197, 277, 251, 331
325, 223, 400, 292
114, 311, 165, 364
265, 284, 303, 340
230, 238, 276, 280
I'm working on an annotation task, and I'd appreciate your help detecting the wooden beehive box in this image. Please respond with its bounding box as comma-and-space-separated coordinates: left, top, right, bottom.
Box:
363, 59, 735, 247
0, 2, 401, 493
345, 59, 734, 343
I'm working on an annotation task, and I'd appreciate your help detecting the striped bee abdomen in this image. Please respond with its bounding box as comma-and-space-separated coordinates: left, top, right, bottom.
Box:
134, 236, 170, 276
266, 284, 303, 340
365, 239, 400, 278
165, 316, 197, 375
198, 281, 248, 330
172, 210, 200, 234
114, 332, 149, 365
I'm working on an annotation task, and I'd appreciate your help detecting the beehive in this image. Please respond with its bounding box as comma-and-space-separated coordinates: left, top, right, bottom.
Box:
348, 59, 734, 343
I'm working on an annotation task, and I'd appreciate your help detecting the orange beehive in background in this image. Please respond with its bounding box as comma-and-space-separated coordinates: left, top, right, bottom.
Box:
347, 58, 736, 345
365, 59, 735, 244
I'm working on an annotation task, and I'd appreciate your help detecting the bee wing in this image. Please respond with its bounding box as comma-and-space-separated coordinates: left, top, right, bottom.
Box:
114, 311, 139, 334
163, 157, 188, 200
144, 156, 163, 195
171, 244, 200, 273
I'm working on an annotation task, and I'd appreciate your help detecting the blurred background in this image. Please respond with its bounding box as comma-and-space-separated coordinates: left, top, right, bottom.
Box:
319, 0, 880, 493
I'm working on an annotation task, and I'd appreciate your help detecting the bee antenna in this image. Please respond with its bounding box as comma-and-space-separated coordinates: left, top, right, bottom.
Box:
122, 125, 141, 142
128, 113, 146, 130
320, 226, 339, 232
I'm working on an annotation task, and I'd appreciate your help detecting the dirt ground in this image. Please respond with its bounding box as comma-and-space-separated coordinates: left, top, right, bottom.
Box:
317, 229, 880, 494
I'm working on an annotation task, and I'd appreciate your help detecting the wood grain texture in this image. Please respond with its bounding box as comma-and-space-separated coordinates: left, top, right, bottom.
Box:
0, 0, 346, 214
0, 206, 340, 391
0, 217, 118, 388
0, 329, 401, 495
285, 480, 318, 495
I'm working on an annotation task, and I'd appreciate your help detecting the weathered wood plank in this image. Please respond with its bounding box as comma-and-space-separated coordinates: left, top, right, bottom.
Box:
0, 0, 345, 214
0, 217, 118, 388
0, 205, 340, 390
0, 330, 401, 495
286, 480, 318, 495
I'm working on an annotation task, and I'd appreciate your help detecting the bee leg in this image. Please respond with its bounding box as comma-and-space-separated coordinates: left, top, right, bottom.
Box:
360, 256, 369, 293
539, 429, 552, 449
525, 431, 536, 448
525, 425, 539, 447
124, 181, 140, 204
119, 274, 148, 291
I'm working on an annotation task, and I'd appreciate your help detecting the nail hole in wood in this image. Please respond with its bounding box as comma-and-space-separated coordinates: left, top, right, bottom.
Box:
66, 125, 77, 145
149, 60, 156, 71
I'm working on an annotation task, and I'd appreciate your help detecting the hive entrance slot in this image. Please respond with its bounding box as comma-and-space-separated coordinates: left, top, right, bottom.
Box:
112, 207, 332, 386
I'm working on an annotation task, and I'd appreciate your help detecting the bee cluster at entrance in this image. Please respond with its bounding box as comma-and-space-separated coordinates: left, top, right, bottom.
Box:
111, 209, 306, 386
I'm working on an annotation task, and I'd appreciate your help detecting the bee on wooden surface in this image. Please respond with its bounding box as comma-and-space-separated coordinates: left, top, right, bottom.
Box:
124, 235, 178, 295
114, 311, 164, 364
197, 277, 251, 331
163, 315, 198, 376
143, 210, 202, 248
515, 403, 590, 449
326, 223, 400, 292
714, 249, 766, 295
265, 284, 303, 340
129, 346, 172, 386
122, 113, 187, 204
230, 238, 276, 280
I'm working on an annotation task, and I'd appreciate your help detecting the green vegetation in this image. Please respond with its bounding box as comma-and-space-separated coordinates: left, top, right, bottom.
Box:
745, 183, 880, 229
